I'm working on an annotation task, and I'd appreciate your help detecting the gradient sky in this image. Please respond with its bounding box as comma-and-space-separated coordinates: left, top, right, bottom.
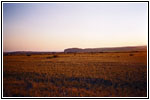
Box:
3, 2, 148, 52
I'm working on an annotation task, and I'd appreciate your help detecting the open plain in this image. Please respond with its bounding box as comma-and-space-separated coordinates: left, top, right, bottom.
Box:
3, 51, 147, 97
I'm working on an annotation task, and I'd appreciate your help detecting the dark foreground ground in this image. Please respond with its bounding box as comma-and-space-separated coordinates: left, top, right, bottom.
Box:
3, 51, 147, 97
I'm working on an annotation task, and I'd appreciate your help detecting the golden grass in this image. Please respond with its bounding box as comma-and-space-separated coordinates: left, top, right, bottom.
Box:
3, 51, 147, 97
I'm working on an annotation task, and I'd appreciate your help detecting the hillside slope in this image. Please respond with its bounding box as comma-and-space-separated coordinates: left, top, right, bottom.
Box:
64, 46, 147, 53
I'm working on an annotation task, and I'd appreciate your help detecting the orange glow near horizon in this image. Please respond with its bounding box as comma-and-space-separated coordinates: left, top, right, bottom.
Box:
3, 3, 148, 52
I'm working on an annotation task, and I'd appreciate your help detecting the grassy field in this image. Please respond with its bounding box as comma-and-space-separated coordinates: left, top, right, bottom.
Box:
3, 51, 147, 97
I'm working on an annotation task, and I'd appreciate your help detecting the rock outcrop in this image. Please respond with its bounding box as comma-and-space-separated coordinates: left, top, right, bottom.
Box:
64, 46, 147, 53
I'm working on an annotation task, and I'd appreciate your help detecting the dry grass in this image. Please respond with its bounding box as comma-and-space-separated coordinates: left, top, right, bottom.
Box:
3, 51, 147, 97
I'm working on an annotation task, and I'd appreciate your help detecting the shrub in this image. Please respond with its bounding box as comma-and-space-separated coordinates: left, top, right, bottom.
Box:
129, 54, 134, 56
53, 55, 58, 58
26, 54, 31, 56
46, 55, 58, 59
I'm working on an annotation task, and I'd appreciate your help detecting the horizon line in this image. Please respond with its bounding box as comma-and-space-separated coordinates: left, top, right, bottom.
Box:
3, 45, 147, 53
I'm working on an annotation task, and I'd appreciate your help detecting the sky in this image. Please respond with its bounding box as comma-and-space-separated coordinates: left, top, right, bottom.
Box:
3, 2, 148, 52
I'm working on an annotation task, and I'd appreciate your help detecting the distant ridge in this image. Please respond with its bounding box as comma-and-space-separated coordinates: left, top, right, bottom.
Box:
64, 46, 147, 53
3, 51, 62, 55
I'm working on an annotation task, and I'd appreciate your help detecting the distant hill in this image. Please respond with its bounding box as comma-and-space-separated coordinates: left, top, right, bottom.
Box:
64, 46, 147, 53
3, 51, 62, 55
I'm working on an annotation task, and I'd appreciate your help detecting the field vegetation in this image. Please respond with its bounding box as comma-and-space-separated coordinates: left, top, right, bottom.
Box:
3, 51, 147, 97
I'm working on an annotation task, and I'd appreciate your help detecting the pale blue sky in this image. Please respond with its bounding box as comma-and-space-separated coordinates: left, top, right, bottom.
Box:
3, 3, 148, 52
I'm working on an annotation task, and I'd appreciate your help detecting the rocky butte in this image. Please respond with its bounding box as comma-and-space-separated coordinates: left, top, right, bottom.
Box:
64, 46, 147, 53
